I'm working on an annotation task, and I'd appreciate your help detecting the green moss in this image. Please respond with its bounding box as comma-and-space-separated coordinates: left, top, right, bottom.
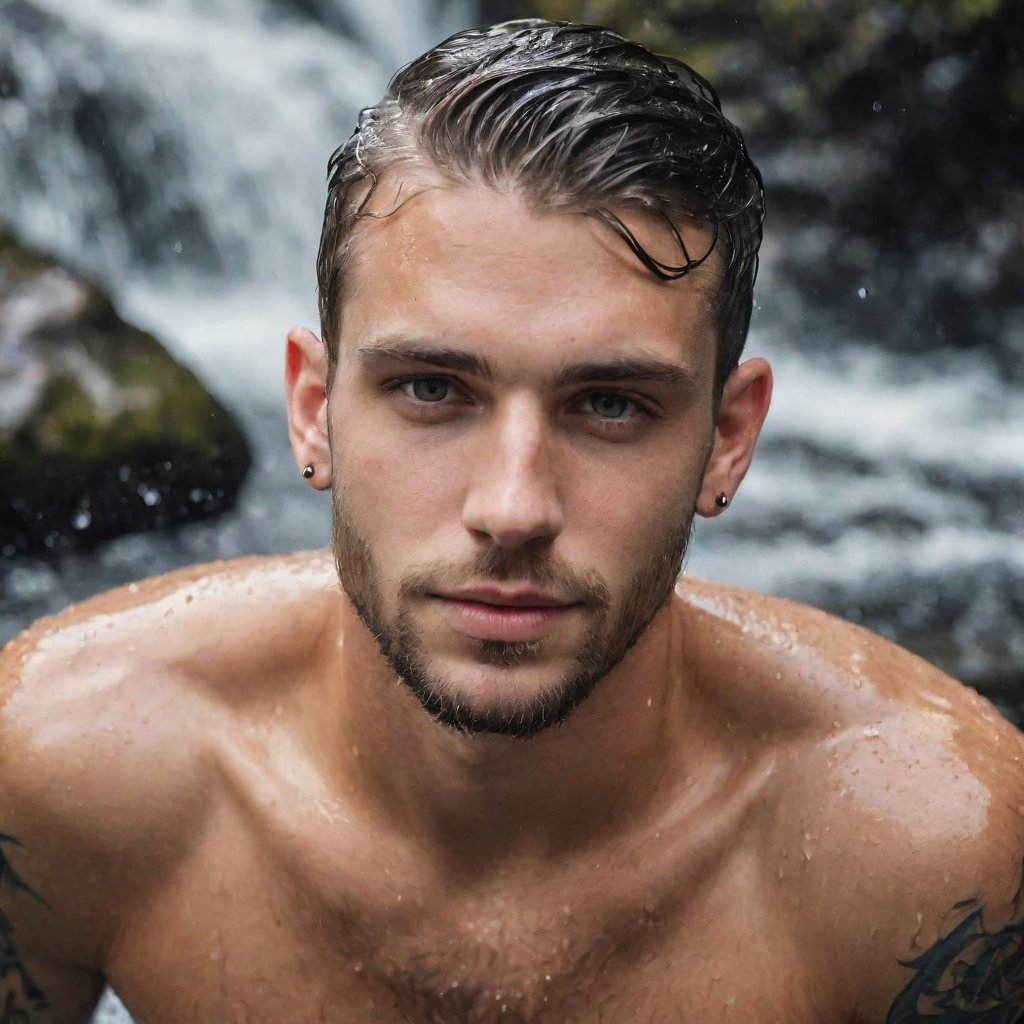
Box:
29, 375, 106, 458
0, 223, 56, 281
0, 221, 251, 556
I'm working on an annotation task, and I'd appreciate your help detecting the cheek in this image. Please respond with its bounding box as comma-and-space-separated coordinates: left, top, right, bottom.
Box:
332, 406, 463, 548
571, 450, 701, 556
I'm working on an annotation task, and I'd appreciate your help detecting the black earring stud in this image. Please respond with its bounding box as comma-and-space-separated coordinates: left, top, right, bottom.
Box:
715, 493, 729, 508
302, 464, 315, 479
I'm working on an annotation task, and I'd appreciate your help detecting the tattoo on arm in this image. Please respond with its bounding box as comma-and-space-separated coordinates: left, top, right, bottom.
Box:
0, 835, 50, 1023
885, 860, 1024, 1023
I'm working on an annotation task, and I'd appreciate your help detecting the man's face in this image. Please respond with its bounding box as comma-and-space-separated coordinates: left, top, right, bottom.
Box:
327, 176, 720, 737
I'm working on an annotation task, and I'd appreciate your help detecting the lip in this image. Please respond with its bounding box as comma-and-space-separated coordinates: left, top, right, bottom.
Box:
430, 590, 581, 642
439, 586, 576, 608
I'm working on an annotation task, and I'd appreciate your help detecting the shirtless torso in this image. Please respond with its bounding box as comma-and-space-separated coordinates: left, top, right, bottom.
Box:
2, 551, 1022, 1024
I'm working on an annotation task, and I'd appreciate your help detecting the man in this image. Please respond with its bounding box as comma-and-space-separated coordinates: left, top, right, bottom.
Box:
1, 18, 1022, 1024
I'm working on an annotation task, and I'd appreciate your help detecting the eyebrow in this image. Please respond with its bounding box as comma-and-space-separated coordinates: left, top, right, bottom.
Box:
553, 357, 700, 392
356, 340, 699, 393
356, 343, 494, 381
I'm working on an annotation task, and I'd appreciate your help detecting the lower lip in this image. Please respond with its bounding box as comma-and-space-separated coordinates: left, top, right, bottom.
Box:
432, 598, 580, 642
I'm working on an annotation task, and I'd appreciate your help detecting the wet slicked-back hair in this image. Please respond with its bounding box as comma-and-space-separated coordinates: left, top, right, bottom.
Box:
317, 19, 764, 391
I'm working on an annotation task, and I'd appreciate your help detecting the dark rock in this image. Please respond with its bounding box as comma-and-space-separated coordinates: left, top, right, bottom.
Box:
0, 224, 251, 557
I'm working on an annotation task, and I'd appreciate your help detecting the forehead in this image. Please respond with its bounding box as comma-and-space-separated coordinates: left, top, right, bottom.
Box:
337, 172, 720, 378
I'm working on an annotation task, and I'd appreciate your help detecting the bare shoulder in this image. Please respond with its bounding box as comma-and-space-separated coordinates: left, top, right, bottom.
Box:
1, 547, 339, 723
676, 579, 1024, 1021
671, 581, 1007, 741
0, 549, 338, 965
811, 703, 1024, 1024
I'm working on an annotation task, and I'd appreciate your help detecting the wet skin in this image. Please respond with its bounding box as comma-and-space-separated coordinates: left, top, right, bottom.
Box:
3, 181, 1024, 1022
2, 554, 1023, 1024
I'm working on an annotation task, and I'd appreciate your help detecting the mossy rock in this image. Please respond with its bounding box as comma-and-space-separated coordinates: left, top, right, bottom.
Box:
0, 224, 251, 556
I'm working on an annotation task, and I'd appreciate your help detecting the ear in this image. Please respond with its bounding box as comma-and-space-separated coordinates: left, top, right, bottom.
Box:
696, 357, 772, 517
284, 326, 331, 490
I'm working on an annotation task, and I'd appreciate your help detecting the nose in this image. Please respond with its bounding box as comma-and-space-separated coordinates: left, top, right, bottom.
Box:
461, 394, 564, 549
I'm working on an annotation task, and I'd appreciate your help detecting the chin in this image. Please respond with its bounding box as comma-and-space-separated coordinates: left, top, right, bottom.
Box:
398, 649, 608, 739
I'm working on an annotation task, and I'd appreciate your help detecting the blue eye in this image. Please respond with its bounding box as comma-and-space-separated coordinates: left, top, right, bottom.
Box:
406, 378, 451, 403
588, 392, 632, 419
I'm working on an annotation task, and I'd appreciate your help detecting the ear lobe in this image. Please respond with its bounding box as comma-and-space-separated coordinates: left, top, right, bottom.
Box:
697, 357, 772, 517
284, 326, 332, 488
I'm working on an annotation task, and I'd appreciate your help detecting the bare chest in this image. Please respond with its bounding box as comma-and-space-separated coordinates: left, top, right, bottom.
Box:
105, 791, 838, 1024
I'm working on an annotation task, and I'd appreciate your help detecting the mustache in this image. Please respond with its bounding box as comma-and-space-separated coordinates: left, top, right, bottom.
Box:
398, 547, 611, 611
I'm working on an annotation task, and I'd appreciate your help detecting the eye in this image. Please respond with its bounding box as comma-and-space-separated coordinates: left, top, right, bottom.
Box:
586, 391, 633, 420
404, 377, 454, 403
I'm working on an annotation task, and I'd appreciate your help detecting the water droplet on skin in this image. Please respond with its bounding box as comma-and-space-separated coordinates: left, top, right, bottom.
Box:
128, 583, 139, 594
910, 910, 926, 947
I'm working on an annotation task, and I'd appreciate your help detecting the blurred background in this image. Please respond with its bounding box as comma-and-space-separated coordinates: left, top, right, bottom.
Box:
1, 5, 1022, 706
0, 1, 1020, 1019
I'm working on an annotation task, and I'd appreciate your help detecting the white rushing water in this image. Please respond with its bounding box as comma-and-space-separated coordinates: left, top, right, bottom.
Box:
0, 2, 1022, 1018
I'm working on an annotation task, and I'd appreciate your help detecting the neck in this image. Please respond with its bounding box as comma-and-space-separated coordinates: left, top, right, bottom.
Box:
323, 594, 712, 872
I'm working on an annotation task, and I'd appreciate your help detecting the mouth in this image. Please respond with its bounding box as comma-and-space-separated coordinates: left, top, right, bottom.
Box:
429, 588, 582, 643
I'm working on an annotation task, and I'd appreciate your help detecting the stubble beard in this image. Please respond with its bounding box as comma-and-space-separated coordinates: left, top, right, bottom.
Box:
331, 491, 693, 739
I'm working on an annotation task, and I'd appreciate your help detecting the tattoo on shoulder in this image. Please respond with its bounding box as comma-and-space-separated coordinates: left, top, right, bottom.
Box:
885, 858, 1024, 1023
0, 834, 51, 1024
0, 837, 46, 908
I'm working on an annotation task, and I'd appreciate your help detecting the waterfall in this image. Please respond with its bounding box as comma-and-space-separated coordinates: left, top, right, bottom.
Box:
0, 0, 468, 287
